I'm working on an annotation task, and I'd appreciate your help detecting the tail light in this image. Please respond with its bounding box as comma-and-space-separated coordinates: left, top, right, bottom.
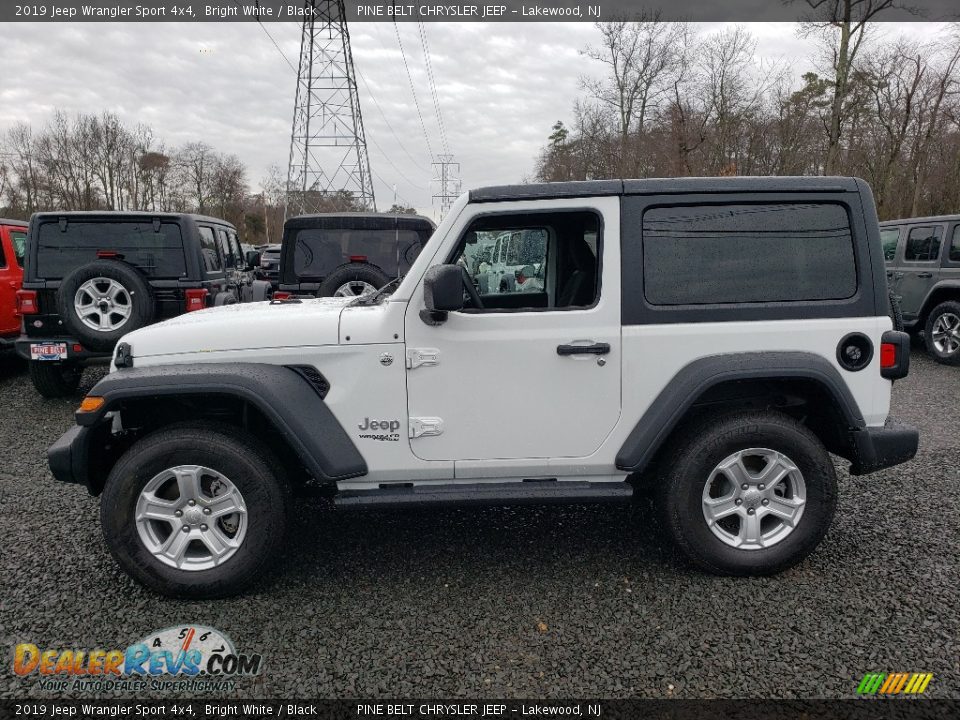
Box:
272, 291, 292, 301
349, 255, 367, 263
880, 343, 897, 368
880, 330, 910, 380
516, 272, 527, 285
184, 288, 209, 312
15, 289, 38, 315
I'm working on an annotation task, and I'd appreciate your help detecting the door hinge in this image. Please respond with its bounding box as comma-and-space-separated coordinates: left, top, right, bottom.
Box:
406, 347, 440, 369
409, 417, 444, 438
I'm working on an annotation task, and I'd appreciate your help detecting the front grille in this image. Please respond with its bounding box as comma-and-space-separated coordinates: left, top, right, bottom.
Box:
286, 365, 330, 399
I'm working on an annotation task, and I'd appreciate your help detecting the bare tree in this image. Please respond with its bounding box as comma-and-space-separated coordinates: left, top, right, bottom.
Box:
176, 142, 214, 214
798, 0, 899, 173
581, 14, 687, 175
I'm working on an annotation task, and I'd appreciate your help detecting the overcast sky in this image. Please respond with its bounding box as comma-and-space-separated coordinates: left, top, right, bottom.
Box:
0, 21, 948, 218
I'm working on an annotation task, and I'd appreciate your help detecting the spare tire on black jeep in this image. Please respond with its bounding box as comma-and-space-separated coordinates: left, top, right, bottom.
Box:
57, 260, 155, 352
317, 262, 391, 299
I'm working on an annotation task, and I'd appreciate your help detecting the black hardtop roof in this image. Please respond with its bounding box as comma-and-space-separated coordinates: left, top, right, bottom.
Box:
30, 210, 236, 227
879, 214, 960, 225
469, 176, 861, 203
0, 218, 27, 227
284, 212, 436, 231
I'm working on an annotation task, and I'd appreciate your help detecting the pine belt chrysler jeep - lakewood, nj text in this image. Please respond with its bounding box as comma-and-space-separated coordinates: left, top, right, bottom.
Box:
48, 177, 918, 598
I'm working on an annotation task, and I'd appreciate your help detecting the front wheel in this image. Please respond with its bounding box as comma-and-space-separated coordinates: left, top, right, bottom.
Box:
100, 422, 289, 598
657, 411, 837, 576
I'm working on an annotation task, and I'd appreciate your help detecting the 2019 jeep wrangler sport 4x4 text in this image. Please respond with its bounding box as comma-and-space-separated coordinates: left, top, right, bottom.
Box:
48, 177, 919, 598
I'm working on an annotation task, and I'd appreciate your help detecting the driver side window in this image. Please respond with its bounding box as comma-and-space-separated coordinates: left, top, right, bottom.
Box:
453, 211, 600, 311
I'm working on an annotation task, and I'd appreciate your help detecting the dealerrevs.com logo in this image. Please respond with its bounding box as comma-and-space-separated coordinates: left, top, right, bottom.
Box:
13, 625, 262, 693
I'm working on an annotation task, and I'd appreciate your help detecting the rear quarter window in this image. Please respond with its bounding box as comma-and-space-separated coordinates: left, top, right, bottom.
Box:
197, 226, 223, 274
880, 227, 900, 262
642, 203, 857, 305
5, 230, 27, 267
36, 221, 187, 279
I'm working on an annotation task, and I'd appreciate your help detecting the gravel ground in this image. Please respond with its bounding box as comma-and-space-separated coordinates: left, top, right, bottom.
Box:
1, 348, 958, 700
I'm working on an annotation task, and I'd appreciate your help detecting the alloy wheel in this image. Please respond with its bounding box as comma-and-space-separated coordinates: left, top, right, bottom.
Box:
74, 277, 133, 332
135, 465, 247, 571
701, 448, 806, 550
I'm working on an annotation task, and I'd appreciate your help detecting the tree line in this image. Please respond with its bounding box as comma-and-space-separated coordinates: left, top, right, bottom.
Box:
535, 11, 960, 220
0, 112, 417, 246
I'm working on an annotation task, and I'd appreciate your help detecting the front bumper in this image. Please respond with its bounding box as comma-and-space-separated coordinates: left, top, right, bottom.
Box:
849, 416, 919, 475
48, 424, 93, 492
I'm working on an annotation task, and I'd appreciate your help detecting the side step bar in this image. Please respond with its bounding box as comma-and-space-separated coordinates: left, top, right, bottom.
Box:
334, 481, 634, 508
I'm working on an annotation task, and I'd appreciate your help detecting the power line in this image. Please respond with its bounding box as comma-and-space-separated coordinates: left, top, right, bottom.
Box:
356, 68, 431, 175
418, 21, 450, 156
233, 0, 297, 74
393, 21, 435, 160
365, 127, 427, 191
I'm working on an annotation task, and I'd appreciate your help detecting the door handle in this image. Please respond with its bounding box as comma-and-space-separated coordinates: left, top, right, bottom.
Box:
916, 272, 933, 278
557, 342, 610, 356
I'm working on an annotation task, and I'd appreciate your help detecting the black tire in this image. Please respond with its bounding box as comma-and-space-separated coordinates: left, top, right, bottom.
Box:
317, 263, 390, 298
888, 288, 904, 332
656, 410, 837, 576
57, 260, 155, 352
28, 361, 82, 398
100, 422, 289, 599
923, 301, 960, 366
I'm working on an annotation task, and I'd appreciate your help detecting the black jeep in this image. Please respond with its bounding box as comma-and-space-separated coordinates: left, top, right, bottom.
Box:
15, 211, 270, 397
277, 213, 435, 298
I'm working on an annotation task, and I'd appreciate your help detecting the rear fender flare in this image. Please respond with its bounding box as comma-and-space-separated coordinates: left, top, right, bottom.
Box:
615, 351, 865, 474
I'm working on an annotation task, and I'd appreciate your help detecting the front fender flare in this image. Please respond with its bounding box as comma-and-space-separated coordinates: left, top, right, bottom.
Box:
75, 362, 367, 482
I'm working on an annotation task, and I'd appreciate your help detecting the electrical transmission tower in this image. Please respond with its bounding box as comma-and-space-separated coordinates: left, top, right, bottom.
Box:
432, 155, 461, 219
286, 0, 375, 217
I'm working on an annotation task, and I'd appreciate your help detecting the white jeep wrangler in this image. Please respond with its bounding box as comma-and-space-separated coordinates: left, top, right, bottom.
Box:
49, 177, 918, 598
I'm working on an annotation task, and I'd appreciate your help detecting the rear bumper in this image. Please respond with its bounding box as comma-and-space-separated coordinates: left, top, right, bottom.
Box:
849, 416, 919, 475
15, 336, 109, 363
48, 424, 93, 492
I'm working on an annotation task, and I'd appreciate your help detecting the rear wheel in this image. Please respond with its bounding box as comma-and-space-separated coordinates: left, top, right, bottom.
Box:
317, 263, 390, 299
29, 361, 82, 398
100, 422, 289, 598
657, 410, 837, 576
924, 301, 960, 365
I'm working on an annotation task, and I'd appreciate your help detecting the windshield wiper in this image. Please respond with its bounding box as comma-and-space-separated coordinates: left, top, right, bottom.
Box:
352, 276, 403, 306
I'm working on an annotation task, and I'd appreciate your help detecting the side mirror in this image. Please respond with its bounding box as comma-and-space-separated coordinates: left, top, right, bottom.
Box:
421, 264, 464, 324
245, 250, 261, 269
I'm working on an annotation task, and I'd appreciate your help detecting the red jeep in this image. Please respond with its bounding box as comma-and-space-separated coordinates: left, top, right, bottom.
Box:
0, 219, 28, 352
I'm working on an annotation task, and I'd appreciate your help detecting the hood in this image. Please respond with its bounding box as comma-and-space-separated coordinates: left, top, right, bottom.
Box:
121, 298, 351, 359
